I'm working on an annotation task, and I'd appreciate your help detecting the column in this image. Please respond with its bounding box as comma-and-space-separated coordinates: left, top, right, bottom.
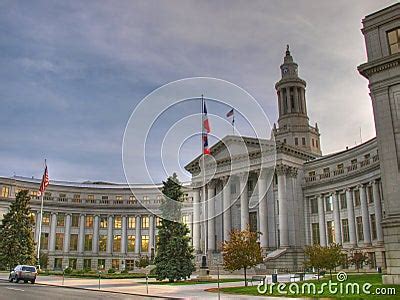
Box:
258, 169, 269, 249
239, 173, 249, 230
92, 215, 99, 254
287, 88, 292, 113
372, 180, 384, 243
192, 188, 201, 252
317, 195, 327, 247
121, 215, 127, 254
49, 212, 57, 252
359, 184, 372, 245
149, 215, 154, 255
294, 86, 299, 113
346, 188, 357, 246
207, 182, 215, 252
63, 214, 71, 253
135, 215, 141, 254
277, 165, 289, 248
78, 214, 85, 253
332, 192, 342, 245
106, 215, 113, 254
222, 177, 231, 241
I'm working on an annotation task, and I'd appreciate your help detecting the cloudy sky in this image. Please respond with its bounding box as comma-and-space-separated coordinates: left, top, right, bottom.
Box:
0, 0, 395, 183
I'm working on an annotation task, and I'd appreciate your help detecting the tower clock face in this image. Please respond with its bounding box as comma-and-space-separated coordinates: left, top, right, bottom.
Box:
282, 67, 288, 75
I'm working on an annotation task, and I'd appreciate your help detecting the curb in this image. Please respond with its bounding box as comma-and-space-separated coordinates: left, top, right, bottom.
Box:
0, 278, 183, 299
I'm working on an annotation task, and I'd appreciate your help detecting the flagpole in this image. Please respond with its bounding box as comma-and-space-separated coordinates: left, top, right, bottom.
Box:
232, 109, 235, 135
36, 159, 46, 267
201, 95, 207, 261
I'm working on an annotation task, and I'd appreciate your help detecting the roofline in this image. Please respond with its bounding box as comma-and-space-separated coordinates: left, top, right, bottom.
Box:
304, 136, 377, 165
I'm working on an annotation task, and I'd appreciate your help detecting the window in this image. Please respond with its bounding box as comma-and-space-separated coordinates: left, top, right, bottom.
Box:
371, 214, 377, 240
156, 216, 162, 227
327, 221, 335, 244
342, 219, 350, 242
55, 233, 64, 251
54, 258, 62, 270
295, 137, 298, 145
59, 193, 67, 202
73, 194, 81, 203
57, 214, 65, 227
354, 190, 361, 207
102, 195, 108, 200
112, 259, 119, 270
40, 233, 49, 250
310, 198, 318, 214
302, 137, 306, 146
99, 235, 107, 252
325, 196, 333, 212
87, 194, 96, 203
114, 216, 122, 229
127, 235, 135, 252
283, 139, 286, 144
44, 192, 52, 200
312, 139, 315, 147
84, 234, 93, 251
141, 235, 149, 252
143, 196, 149, 203
1, 186, 10, 197
340, 193, 347, 209
85, 215, 93, 228
230, 183, 236, 194
126, 260, 135, 271
312, 223, 320, 245
98, 259, 105, 270
308, 171, 316, 177
113, 235, 121, 252
367, 186, 374, 204
70, 234, 78, 251
83, 259, 91, 270
315, 140, 319, 148
356, 216, 364, 241
182, 215, 189, 226
69, 258, 77, 270
351, 159, 358, 166
337, 163, 344, 170
141, 216, 149, 229
116, 195, 122, 201
30, 190, 38, 199
42, 212, 50, 226
388, 28, 400, 54
323, 167, 330, 174
100, 217, 108, 228
29, 212, 36, 225
71, 214, 79, 227
128, 216, 136, 229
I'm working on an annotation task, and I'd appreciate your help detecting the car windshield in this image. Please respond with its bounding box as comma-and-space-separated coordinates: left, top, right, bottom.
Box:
22, 266, 36, 272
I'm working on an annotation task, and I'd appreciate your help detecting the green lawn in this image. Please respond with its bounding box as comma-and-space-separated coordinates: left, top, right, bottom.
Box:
144, 278, 244, 285
219, 274, 400, 299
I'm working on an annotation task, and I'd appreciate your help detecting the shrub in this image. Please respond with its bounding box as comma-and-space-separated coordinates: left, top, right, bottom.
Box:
64, 267, 73, 274
108, 268, 116, 274
121, 269, 129, 274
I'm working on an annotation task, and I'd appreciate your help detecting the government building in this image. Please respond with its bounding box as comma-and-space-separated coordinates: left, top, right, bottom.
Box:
0, 3, 399, 283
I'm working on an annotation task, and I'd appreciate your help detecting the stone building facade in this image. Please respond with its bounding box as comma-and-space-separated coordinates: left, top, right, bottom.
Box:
0, 4, 399, 276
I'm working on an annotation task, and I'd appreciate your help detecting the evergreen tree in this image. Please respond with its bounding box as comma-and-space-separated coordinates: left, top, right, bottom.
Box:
154, 173, 195, 282
0, 190, 36, 270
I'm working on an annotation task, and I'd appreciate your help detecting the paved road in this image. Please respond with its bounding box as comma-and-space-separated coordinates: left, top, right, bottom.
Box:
0, 280, 170, 300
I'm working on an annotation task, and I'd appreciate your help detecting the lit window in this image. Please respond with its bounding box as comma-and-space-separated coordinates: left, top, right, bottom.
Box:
128, 216, 136, 229
156, 217, 162, 227
99, 235, 107, 252
114, 216, 122, 229
100, 217, 108, 228
141, 216, 149, 229
127, 235, 135, 252
30, 190, 38, 199
312, 223, 320, 245
42, 212, 50, 225
85, 215, 93, 228
116, 195, 122, 201
112, 259, 119, 270
325, 196, 333, 212
141, 235, 149, 252
40, 233, 49, 250
327, 221, 335, 244
73, 194, 81, 203
98, 259, 105, 270
113, 235, 121, 252
29, 212, 36, 225
182, 215, 189, 225
1, 186, 10, 197
388, 28, 400, 54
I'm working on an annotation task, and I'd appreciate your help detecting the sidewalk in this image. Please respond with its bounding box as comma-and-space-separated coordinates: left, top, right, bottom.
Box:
0, 272, 312, 299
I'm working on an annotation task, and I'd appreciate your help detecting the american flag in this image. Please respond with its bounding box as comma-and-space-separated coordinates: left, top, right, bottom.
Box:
38, 163, 49, 196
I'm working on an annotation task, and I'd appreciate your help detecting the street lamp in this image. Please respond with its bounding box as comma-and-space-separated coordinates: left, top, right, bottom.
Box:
62, 266, 68, 285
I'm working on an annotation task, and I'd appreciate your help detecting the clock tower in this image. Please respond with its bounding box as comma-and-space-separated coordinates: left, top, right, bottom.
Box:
273, 45, 322, 156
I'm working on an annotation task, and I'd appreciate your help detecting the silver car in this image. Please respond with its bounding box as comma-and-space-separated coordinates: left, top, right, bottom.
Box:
9, 265, 37, 284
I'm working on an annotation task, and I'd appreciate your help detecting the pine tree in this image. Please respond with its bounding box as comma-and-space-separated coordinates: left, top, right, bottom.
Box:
0, 190, 36, 270
154, 173, 195, 282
